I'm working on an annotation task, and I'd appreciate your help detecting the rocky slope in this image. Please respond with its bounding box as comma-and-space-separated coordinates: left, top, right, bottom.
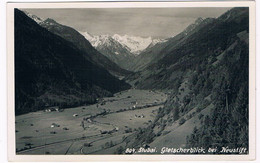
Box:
80, 32, 135, 70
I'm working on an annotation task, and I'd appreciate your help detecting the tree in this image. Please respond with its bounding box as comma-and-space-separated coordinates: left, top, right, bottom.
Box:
110, 141, 114, 147
115, 146, 124, 154
179, 118, 186, 125
173, 107, 180, 121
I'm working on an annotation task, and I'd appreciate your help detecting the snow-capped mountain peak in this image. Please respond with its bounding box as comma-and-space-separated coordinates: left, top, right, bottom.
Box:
22, 11, 167, 56
23, 10, 44, 24
80, 32, 117, 48
42, 18, 58, 25
80, 31, 94, 42
111, 34, 153, 55
150, 38, 167, 46
80, 31, 167, 56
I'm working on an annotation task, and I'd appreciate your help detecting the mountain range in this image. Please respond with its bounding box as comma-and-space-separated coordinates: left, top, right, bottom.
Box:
80, 32, 166, 70
79, 32, 136, 70
15, 9, 130, 115
81, 32, 166, 56
24, 10, 166, 71
23, 11, 132, 77
18, 7, 249, 152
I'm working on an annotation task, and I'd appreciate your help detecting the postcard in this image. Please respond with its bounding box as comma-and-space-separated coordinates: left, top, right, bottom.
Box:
7, 1, 256, 161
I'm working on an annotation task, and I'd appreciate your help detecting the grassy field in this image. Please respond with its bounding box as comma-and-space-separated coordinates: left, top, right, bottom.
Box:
15, 89, 167, 155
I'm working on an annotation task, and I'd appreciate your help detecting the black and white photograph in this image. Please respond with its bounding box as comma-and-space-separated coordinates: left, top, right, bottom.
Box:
5, 1, 256, 161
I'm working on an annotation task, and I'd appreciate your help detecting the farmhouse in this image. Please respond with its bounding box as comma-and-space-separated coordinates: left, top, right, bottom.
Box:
45, 109, 51, 112
51, 123, 60, 128
44, 106, 60, 112
73, 114, 78, 117
134, 114, 145, 118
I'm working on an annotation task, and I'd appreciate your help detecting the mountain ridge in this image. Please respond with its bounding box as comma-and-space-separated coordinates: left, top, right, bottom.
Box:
81, 31, 167, 56
126, 7, 249, 152
15, 9, 131, 115
126, 16, 215, 72
39, 18, 133, 77
23, 12, 133, 77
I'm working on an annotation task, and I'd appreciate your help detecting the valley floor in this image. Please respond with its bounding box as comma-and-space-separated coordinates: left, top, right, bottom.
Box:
15, 89, 167, 155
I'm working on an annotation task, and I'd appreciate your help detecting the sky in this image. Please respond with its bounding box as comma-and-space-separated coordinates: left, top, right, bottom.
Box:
24, 8, 231, 38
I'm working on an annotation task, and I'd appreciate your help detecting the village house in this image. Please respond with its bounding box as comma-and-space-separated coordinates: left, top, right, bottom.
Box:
44, 106, 60, 112
51, 123, 60, 128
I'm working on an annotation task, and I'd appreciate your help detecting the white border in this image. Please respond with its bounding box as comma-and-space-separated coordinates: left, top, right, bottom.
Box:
6, 1, 256, 162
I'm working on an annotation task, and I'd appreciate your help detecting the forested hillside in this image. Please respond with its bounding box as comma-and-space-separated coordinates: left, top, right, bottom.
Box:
126, 8, 249, 152
15, 9, 130, 115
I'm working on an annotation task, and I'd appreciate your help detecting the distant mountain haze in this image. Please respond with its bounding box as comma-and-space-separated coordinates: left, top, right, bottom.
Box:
80, 31, 166, 70
123, 17, 212, 72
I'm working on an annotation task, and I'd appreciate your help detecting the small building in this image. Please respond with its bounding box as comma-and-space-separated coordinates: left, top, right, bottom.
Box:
45, 109, 52, 112
51, 123, 60, 128
73, 114, 78, 117
45, 106, 59, 112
